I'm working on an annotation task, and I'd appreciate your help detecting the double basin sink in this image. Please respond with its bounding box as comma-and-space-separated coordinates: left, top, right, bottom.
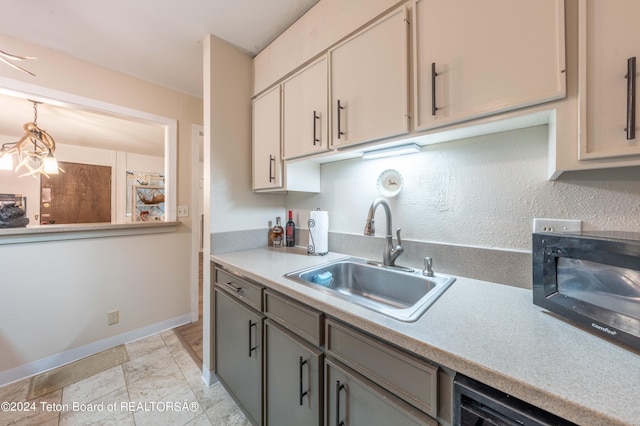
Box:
285, 257, 455, 322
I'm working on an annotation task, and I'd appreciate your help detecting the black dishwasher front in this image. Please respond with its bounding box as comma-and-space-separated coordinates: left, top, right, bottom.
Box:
453, 375, 576, 426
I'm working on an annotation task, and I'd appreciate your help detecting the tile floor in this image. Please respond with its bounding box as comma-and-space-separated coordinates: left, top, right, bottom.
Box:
0, 330, 250, 425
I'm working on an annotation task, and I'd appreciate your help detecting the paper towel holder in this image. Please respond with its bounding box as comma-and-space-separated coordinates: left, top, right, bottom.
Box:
308, 208, 328, 256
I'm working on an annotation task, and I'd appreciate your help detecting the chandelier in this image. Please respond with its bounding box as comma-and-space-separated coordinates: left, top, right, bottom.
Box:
0, 48, 36, 76
0, 101, 61, 178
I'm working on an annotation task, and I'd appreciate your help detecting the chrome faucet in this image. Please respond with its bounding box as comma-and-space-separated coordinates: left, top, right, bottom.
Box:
364, 198, 404, 267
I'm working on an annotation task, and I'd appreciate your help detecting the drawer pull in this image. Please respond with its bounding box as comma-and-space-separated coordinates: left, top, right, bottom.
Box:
626, 56, 636, 140
299, 357, 309, 406
223, 281, 242, 292
248, 320, 257, 357
336, 380, 345, 426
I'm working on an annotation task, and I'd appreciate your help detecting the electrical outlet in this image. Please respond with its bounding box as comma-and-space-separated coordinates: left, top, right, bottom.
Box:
533, 218, 582, 233
177, 205, 189, 217
107, 309, 119, 325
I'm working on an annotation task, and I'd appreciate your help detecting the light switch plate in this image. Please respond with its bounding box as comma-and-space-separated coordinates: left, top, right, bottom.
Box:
177, 205, 189, 217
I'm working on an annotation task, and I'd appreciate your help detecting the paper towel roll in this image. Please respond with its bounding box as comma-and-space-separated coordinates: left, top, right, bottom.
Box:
308, 210, 328, 255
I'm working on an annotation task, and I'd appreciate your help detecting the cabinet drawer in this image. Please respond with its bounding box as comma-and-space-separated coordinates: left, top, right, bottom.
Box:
264, 290, 323, 346
215, 267, 263, 311
326, 357, 437, 426
325, 319, 438, 416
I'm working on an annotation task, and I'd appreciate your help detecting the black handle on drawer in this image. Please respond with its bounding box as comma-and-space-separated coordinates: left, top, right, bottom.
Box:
313, 111, 320, 145
431, 62, 438, 116
223, 281, 241, 292
337, 100, 345, 139
248, 320, 257, 357
299, 357, 309, 406
626, 56, 636, 140
269, 155, 276, 183
335, 380, 345, 426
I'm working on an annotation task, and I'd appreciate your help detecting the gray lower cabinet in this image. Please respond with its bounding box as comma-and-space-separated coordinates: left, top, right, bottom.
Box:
264, 319, 323, 426
214, 287, 264, 426
326, 358, 437, 426
213, 264, 450, 426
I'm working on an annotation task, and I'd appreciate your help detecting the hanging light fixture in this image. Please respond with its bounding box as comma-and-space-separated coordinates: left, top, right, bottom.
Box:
0, 101, 61, 178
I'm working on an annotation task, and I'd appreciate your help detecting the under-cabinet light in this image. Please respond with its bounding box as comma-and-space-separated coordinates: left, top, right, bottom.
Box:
362, 143, 421, 160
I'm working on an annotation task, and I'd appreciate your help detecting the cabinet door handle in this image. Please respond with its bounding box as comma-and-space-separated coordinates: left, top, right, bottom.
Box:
248, 320, 257, 357
335, 380, 345, 426
223, 281, 241, 292
299, 357, 309, 406
626, 56, 636, 140
313, 111, 320, 145
337, 100, 345, 139
268, 155, 276, 183
431, 62, 439, 116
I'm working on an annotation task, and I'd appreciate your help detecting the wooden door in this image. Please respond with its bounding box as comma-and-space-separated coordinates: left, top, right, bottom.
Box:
40, 161, 111, 224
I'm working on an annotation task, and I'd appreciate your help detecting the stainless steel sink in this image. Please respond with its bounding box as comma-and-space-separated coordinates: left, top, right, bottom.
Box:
285, 257, 455, 322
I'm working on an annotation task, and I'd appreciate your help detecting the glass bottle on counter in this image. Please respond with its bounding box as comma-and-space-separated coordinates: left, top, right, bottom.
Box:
267, 220, 274, 246
272, 217, 284, 247
285, 210, 295, 247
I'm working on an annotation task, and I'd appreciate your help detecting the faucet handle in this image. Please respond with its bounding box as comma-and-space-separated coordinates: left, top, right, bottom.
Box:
423, 256, 434, 277
395, 228, 402, 246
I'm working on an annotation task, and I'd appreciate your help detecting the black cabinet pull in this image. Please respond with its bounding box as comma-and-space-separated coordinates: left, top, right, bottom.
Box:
299, 357, 308, 406
268, 155, 275, 183
248, 320, 257, 357
431, 62, 438, 116
337, 100, 345, 139
335, 380, 345, 426
223, 281, 241, 292
313, 111, 320, 145
626, 56, 636, 140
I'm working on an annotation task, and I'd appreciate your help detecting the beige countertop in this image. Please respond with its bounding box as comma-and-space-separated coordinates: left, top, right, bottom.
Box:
211, 247, 640, 426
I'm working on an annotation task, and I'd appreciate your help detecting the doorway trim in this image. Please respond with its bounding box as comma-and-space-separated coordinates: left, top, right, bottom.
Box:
191, 124, 204, 322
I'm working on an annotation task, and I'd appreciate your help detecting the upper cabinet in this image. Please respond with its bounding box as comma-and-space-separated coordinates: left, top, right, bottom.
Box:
578, 0, 640, 160
253, 84, 321, 193
329, 6, 410, 148
253, 86, 282, 191
283, 57, 329, 160
413, 0, 566, 132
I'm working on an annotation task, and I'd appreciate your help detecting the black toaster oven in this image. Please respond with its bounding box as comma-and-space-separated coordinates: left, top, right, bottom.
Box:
533, 231, 640, 351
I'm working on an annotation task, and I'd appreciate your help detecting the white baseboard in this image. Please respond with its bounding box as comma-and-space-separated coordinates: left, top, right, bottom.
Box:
0, 313, 191, 387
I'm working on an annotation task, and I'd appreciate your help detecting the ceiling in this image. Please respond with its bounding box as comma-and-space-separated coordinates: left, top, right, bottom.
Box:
0, 0, 319, 156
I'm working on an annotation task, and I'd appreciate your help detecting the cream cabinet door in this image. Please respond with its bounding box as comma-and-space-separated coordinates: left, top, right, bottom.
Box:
329, 6, 409, 149
579, 0, 640, 160
253, 85, 282, 190
283, 57, 329, 160
414, 0, 566, 132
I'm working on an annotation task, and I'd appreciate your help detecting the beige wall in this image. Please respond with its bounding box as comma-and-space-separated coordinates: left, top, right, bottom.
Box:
0, 35, 201, 383
203, 34, 286, 378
